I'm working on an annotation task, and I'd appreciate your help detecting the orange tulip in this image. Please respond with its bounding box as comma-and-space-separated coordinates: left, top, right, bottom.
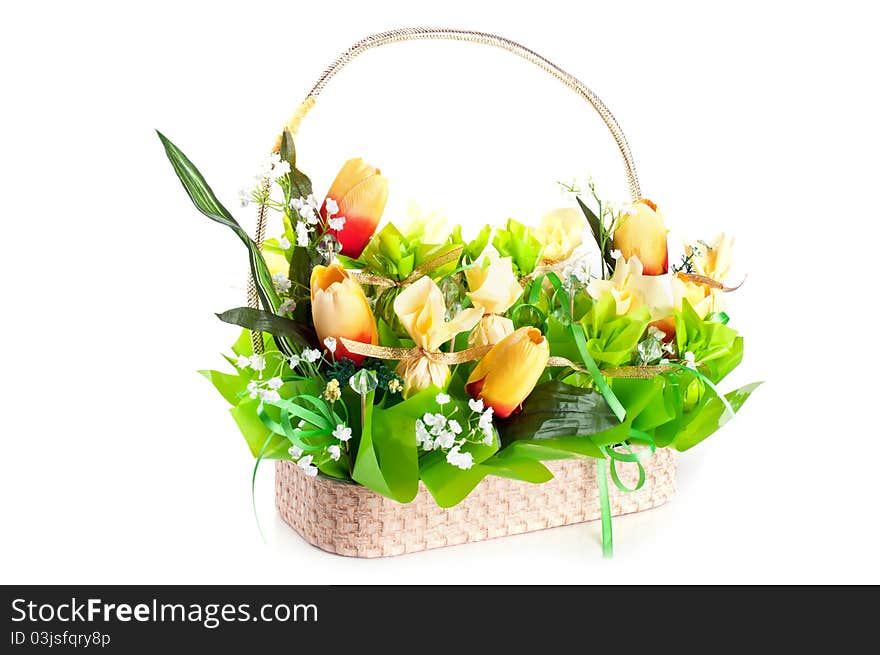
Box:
310, 263, 378, 364
612, 198, 668, 275
465, 327, 550, 418
321, 158, 388, 258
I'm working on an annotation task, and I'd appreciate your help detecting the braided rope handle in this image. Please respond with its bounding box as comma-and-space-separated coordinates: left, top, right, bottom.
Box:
248, 27, 643, 353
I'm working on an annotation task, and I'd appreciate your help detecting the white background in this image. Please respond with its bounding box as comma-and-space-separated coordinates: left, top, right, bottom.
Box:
2, 0, 878, 584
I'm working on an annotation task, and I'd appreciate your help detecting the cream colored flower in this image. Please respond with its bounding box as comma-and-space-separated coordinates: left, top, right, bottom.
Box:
672, 233, 735, 318
587, 255, 673, 319
533, 208, 586, 263
465, 252, 523, 346
393, 276, 483, 397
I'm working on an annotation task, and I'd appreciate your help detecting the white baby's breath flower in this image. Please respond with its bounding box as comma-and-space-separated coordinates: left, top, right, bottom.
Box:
482, 430, 494, 446
278, 299, 297, 314
259, 389, 281, 402
448, 419, 462, 435
272, 273, 292, 294
273, 160, 291, 178
647, 326, 666, 341
236, 355, 251, 368
683, 351, 697, 369
446, 446, 474, 470
327, 444, 341, 461
306, 194, 318, 209
248, 354, 266, 371
295, 221, 310, 247
288, 354, 301, 369
237, 186, 252, 208
328, 216, 346, 231
435, 392, 451, 406
333, 424, 352, 442
266, 377, 283, 390
296, 455, 319, 477
468, 398, 485, 413
478, 406, 494, 430
323, 337, 337, 354
434, 430, 456, 450
288, 445, 303, 459
246, 380, 260, 399
325, 197, 339, 216
302, 348, 321, 364
415, 419, 431, 448
278, 236, 291, 250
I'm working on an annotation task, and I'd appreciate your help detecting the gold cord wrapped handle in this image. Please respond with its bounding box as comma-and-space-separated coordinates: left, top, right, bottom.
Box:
248, 28, 643, 353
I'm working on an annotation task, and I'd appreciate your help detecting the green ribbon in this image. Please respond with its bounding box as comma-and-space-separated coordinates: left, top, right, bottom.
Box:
596, 458, 613, 558
667, 362, 736, 422
569, 323, 626, 422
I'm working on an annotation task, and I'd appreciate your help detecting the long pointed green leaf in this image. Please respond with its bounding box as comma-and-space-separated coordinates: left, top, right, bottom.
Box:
577, 197, 615, 273
157, 131, 294, 356
216, 307, 317, 348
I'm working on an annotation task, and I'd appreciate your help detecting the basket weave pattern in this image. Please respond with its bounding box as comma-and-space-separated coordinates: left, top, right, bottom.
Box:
275, 451, 676, 557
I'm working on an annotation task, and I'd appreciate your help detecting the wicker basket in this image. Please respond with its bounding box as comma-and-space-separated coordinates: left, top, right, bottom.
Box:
257, 28, 677, 556
276, 451, 676, 557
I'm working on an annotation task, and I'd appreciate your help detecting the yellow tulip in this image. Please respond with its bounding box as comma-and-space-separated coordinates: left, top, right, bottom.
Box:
322, 158, 389, 258
393, 276, 482, 397
587, 255, 673, 320
466, 327, 550, 418
465, 252, 523, 346
612, 199, 668, 275
533, 208, 586, 263
310, 263, 378, 365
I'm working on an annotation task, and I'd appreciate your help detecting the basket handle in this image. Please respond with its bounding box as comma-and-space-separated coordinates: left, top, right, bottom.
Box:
248, 28, 642, 351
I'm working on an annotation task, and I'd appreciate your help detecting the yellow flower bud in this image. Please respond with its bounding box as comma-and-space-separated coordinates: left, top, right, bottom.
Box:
466, 327, 550, 418
310, 263, 379, 365
322, 158, 389, 258
613, 199, 668, 275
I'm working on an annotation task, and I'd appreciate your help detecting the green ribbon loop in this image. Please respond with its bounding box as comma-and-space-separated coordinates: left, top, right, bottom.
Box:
667, 362, 736, 422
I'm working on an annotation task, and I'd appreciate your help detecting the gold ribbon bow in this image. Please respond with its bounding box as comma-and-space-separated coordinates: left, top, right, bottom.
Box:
339, 337, 492, 365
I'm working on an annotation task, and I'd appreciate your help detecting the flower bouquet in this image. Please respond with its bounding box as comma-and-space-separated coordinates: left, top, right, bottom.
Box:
159, 29, 759, 557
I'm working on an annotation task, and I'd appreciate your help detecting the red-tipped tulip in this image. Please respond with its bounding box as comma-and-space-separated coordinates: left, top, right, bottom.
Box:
612, 198, 668, 275
310, 263, 379, 364
321, 158, 388, 259
465, 327, 550, 418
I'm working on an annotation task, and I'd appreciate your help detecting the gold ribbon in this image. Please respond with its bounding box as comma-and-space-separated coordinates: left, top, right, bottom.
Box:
350, 246, 464, 289
340, 337, 491, 365
678, 272, 745, 293
546, 357, 676, 379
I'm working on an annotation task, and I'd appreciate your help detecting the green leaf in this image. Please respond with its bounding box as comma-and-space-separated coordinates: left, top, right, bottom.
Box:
231, 399, 290, 459
450, 224, 492, 264
156, 131, 293, 357
576, 196, 615, 274
675, 300, 741, 383
216, 307, 317, 348
497, 380, 618, 443
199, 369, 248, 405
492, 218, 544, 276
670, 382, 762, 451
579, 294, 651, 366
288, 246, 312, 325
279, 129, 313, 199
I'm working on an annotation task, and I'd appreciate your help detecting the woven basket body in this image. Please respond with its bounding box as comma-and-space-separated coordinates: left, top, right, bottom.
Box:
276, 451, 676, 558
